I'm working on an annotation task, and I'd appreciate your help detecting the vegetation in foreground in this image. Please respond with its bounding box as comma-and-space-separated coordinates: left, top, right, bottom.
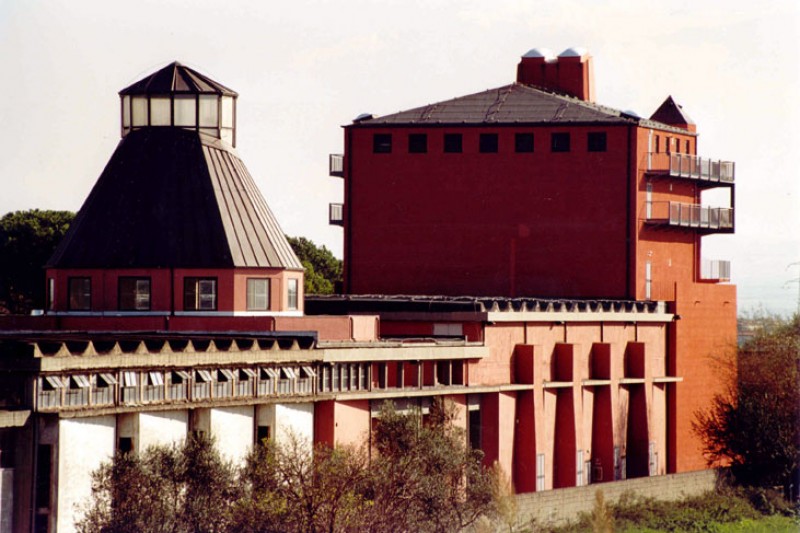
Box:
694, 314, 799, 498
77, 399, 501, 533
540, 487, 798, 533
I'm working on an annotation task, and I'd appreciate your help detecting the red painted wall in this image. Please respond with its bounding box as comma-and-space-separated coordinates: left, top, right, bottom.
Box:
344, 124, 632, 298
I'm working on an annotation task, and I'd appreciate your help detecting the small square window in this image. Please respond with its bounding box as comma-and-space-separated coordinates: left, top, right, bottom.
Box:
515, 133, 534, 153
287, 279, 299, 310
587, 132, 607, 152
68, 277, 91, 311
408, 134, 427, 153
373, 134, 392, 154
184, 277, 217, 311
119, 277, 151, 311
551, 132, 570, 152
247, 278, 270, 311
479, 133, 498, 153
443, 133, 462, 153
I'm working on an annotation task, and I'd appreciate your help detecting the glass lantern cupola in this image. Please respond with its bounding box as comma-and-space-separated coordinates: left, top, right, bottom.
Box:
119, 61, 238, 146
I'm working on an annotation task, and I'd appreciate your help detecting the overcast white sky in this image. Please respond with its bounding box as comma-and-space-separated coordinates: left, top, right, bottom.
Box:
1, 0, 798, 315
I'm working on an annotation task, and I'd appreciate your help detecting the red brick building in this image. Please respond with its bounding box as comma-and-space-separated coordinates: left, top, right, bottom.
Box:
325, 47, 736, 473
0, 52, 736, 531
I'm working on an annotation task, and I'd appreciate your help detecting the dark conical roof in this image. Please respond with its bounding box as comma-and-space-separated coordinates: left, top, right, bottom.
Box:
649, 96, 694, 127
119, 61, 238, 96
47, 129, 301, 270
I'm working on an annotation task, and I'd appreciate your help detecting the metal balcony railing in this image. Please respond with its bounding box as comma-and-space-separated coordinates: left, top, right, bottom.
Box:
647, 201, 733, 231
329, 203, 344, 226
701, 260, 731, 281
329, 154, 344, 177
646, 153, 735, 185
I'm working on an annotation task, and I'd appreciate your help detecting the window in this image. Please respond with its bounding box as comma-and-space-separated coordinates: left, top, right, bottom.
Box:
184, 278, 217, 311
655, 135, 660, 153
118, 277, 151, 311
256, 425, 271, 443
47, 278, 54, 310
408, 133, 427, 153
587, 132, 607, 152
515, 133, 534, 153
479, 133, 498, 153
551, 132, 570, 152
685, 139, 690, 154
247, 278, 270, 311
536, 453, 545, 491
373, 134, 392, 153
287, 279, 298, 310
68, 277, 91, 310
443, 133, 462, 153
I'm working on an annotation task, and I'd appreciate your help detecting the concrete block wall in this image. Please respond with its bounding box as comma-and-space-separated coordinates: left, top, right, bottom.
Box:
515, 469, 718, 528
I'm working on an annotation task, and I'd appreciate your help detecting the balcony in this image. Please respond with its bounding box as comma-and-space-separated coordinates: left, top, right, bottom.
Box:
701, 260, 731, 282
329, 203, 344, 226
329, 154, 344, 177
646, 201, 733, 233
646, 153, 734, 187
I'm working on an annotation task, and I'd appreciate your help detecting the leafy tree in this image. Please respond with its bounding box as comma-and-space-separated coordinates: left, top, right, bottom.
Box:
286, 236, 342, 295
77, 433, 239, 533
234, 436, 370, 533
368, 399, 498, 532
0, 209, 74, 314
694, 314, 800, 498
78, 401, 500, 532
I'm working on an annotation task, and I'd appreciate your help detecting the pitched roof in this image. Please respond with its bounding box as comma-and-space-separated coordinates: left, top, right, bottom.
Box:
649, 95, 695, 127
119, 61, 237, 96
354, 83, 694, 134
358, 83, 634, 125
47, 128, 301, 270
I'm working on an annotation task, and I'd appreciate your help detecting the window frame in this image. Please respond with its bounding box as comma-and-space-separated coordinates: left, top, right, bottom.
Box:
68, 277, 92, 311
246, 278, 270, 311
587, 132, 607, 152
372, 133, 392, 154
118, 276, 152, 311
287, 278, 299, 310
515, 133, 534, 153
479, 133, 499, 153
408, 133, 427, 154
551, 132, 570, 153
183, 277, 218, 311
443, 133, 462, 153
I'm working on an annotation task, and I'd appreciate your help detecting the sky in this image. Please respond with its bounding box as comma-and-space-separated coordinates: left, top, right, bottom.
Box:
0, 0, 798, 316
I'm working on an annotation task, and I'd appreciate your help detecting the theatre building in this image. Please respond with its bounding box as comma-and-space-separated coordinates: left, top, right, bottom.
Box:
0, 51, 735, 532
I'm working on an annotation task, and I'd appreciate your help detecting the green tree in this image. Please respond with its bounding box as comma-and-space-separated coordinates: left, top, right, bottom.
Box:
0, 209, 74, 314
286, 236, 342, 295
694, 314, 800, 498
368, 399, 498, 532
234, 436, 370, 533
77, 433, 239, 533
79, 403, 500, 532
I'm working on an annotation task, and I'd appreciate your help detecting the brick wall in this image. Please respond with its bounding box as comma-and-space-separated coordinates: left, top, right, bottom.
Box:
515, 469, 719, 528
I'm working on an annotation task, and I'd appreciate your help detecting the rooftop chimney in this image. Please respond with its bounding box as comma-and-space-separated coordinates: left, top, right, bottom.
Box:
517, 47, 595, 102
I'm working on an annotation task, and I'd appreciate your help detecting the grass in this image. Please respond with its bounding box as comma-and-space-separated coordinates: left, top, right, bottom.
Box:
535, 487, 798, 533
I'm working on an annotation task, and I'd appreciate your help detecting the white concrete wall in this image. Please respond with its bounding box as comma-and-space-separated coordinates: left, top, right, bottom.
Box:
57, 416, 115, 533
209, 406, 253, 465
274, 403, 314, 452
0, 469, 12, 533
139, 411, 189, 451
